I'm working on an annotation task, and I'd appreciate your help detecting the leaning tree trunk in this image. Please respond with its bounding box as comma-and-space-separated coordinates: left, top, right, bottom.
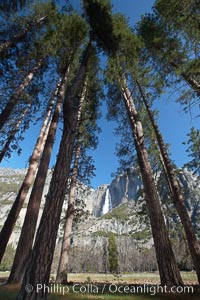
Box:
0, 103, 31, 162
0, 95, 53, 263
181, 72, 200, 98
55, 144, 81, 284
8, 65, 71, 284
0, 58, 44, 131
169, 61, 200, 98
0, 16, 46, 55
136, 79, 200, 284
120, 74, 183, 287
17, 41, 93, 300
56, 80, 87, 284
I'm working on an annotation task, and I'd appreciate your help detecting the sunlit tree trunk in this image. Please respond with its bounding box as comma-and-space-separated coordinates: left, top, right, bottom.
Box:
136, 79, 200, 284
181, 73, 200, 97
55, 144, 81, 284
8, 65, 70, 284
0, 103, 31, 162
0, 16, 46, 55
120, 74, 183, 287
0, 58, 44, 131
170, 61, 200, 98
17, 41, 93, 300
0, 94, 53, 263
56, 80, 87, 284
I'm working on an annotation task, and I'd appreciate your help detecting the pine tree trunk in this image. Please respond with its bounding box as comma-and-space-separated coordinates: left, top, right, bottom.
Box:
0, 95, 53, 263
56, 80, 87, 284
0, 16, 46, 55
181, 73, 200, 97
0, 103, 31, 162
0, 58, 44, 131
16, 42, 93, 300
56, 143, 81, 284
8, 66, 70, 284
169, 61, 200, 97
120, 74, 183, 287
136, 80, 200, 284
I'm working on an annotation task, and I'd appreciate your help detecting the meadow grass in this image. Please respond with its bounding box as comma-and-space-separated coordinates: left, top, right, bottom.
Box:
0, 284, 199, 300
0, 272, 199, 300
0, 272, 198, 284
63, 271, 198, 285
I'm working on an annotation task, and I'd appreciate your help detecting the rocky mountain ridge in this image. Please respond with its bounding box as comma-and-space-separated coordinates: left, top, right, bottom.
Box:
0, 167, 199, 272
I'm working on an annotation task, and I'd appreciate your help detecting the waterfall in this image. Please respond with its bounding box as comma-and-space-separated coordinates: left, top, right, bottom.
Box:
102, 188, 111, 215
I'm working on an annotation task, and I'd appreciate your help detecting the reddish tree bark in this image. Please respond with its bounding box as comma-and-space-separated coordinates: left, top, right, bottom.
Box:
0, 94, 53, 263
119, 74, 183, 287
56, 80, 87, 284
17, 41, 93, 300
136, 79, 200, 284
0, 58, 44, 131
8, 66, 70, 284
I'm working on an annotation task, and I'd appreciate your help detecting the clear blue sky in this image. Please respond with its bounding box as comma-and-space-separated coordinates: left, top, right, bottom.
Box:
1, 0, 199, 188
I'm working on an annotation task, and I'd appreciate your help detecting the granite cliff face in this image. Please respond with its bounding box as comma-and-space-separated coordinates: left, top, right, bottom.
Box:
93, 167, 142, 216
108, 168, 142, 208
0, 167, 199, 272
0, 168, 95, 247
0, 167, 199, 243
0, 167, 143, 240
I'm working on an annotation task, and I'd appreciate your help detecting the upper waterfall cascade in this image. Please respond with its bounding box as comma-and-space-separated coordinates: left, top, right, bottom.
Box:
102, 188, 112, 215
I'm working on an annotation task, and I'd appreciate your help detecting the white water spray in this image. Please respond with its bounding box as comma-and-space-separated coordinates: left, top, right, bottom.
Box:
102, 188, 111, 215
